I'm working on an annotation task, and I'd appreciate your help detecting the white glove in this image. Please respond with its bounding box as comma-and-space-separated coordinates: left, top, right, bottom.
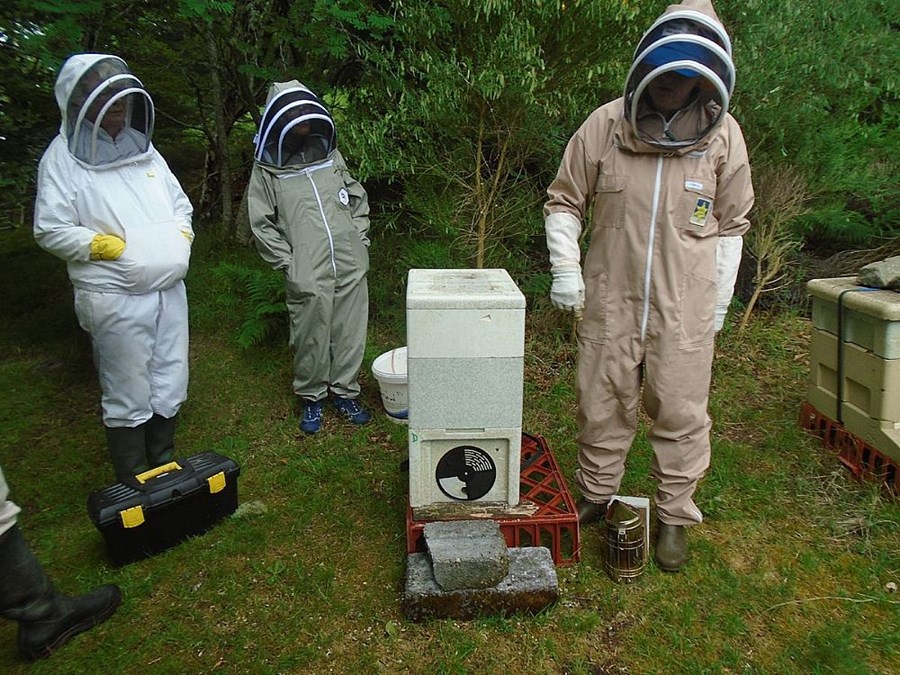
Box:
545, 211, 585, 318
715, 236, 743, 331
550, 262, 585, 319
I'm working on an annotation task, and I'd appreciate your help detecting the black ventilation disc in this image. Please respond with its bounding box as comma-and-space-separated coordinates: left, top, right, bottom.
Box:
435, 445, 497, 501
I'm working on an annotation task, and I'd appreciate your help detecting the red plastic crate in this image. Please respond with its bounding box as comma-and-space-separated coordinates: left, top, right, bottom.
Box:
406, 432, 580, 565
799, 401, 898, 495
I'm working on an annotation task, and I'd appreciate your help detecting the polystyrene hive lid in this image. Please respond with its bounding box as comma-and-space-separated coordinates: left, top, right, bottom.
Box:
807, 277, 900, 321
407, 268, 526, 310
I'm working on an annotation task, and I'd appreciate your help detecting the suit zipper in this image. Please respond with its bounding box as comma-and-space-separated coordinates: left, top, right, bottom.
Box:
277, 160, 337, 278
640, 154, 664, 343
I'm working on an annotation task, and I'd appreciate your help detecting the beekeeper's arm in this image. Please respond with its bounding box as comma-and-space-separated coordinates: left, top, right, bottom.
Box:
158, 151, 195, 246
544, 133, 598, 319
334, 150, 370, 247
33, 149, 125, 261
247, 165, 292, 270
714, 118, 754, 331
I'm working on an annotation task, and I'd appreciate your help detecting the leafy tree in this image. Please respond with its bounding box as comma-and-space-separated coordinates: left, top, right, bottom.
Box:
341, 0, 649, 271
0, 0, 87, 228
2, 0, 897, 280
723, 0, 899, 251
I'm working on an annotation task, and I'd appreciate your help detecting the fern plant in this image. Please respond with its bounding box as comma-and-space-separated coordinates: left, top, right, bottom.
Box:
212, 262, 287, 348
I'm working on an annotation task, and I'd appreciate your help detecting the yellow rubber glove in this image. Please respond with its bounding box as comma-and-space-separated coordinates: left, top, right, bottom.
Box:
90, 234, 126, 261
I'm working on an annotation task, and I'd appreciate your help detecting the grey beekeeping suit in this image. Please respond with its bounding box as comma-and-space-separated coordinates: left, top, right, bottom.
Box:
248, 81, 370, 401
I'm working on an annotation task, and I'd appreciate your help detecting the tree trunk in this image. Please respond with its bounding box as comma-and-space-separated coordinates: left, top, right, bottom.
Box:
234, 182, 253, 246
207, 23, 233, 236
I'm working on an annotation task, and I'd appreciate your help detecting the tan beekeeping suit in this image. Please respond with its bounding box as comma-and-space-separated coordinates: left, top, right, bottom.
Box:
544, 0, 753, 525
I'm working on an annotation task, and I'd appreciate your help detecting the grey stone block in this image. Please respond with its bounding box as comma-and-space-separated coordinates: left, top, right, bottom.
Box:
401, 547, 559, 622
424, 520, 509, 591
858, 256, 900, 290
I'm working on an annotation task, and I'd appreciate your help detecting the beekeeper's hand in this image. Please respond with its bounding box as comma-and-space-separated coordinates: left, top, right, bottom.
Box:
90, 234, 126, 261
550, 262, 585, 319
545, 210, 585, 319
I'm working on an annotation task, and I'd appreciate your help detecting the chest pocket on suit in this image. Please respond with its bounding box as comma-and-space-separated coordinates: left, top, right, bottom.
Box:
678, 177, 718, 237
592, 174, 626, 229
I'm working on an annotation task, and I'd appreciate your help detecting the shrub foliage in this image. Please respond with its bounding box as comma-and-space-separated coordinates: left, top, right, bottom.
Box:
2, 0, 896, 289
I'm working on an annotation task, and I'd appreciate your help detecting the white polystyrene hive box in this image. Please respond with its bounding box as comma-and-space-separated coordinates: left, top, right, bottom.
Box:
406, 268, 526, 359
405, 269, 526, 512
807, 277, 900, 359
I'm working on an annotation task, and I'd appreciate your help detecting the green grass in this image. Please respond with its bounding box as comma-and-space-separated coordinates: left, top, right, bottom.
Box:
1, 227, 898, 674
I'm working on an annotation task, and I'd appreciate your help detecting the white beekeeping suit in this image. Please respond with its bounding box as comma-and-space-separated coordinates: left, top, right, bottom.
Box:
33, 53, 195, 482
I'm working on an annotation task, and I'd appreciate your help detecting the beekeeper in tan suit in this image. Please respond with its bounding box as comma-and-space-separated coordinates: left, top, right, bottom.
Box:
544, 0, 753, 571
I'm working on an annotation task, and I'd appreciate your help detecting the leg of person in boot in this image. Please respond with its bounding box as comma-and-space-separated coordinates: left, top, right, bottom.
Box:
576, 498, 609, 525
0, 525, 121, 661
105, 423, 149, 482
655, 521, 687, 572
145, 413, 178, 468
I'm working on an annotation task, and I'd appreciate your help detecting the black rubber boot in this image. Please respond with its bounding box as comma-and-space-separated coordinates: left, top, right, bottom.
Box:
576, 498, 609, 525
145, 413, 178, 467
0, 526, 121, 661
106, 423, 149, 482
655, 521, 687, 572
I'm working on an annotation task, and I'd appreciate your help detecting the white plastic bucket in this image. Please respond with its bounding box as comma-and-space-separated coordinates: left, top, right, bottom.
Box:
371, 347, 408, 424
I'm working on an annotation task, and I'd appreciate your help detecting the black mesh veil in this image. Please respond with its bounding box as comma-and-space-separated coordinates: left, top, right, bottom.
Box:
623, 11, 735, 150
254, 87, 336, 168
66, 57, 153, 166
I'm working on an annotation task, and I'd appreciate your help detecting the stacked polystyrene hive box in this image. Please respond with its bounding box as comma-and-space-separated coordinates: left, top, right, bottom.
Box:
406, 268, 525, 518
806, 277, 900, 463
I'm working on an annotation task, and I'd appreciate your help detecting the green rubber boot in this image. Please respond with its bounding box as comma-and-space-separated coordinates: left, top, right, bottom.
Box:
105, 423, 148, 482
145, 413, 178, 467
0, 526, 121, 661
576, 498, 609, 525
655, 522, 687, 572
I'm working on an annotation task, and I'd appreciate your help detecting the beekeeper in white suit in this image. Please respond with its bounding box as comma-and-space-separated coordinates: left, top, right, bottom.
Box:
544, 0, 753, 571
33, 53, 195, 482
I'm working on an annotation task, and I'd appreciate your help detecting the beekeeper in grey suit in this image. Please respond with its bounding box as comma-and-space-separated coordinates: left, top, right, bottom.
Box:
248, 81, 371, 435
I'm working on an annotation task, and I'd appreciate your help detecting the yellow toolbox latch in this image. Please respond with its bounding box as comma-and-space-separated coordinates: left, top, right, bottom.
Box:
119, 505, 145, 528
207, 471, 226, 494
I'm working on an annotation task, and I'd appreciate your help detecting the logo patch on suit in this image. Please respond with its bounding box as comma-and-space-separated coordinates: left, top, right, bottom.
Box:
690, 198, 712, 227
338, 188, 350, 206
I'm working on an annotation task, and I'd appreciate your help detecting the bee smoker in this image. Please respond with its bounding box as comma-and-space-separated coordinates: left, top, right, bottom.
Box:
603, 499, 646, 583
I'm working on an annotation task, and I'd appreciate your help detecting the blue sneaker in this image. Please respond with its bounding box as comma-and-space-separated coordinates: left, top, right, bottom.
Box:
300, 400, 324, 434
332, 396, 371, 425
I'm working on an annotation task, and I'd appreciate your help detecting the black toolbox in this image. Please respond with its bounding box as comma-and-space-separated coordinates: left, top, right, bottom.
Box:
87, 451, 240, 565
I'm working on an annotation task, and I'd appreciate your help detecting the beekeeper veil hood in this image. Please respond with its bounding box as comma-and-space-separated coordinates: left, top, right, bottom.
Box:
55, 53, 154, 167
253, 81, 336, 168
624, 0, 734, 150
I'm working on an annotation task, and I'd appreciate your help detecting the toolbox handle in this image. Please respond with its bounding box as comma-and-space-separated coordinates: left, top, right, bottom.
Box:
134, 462, 183, 484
